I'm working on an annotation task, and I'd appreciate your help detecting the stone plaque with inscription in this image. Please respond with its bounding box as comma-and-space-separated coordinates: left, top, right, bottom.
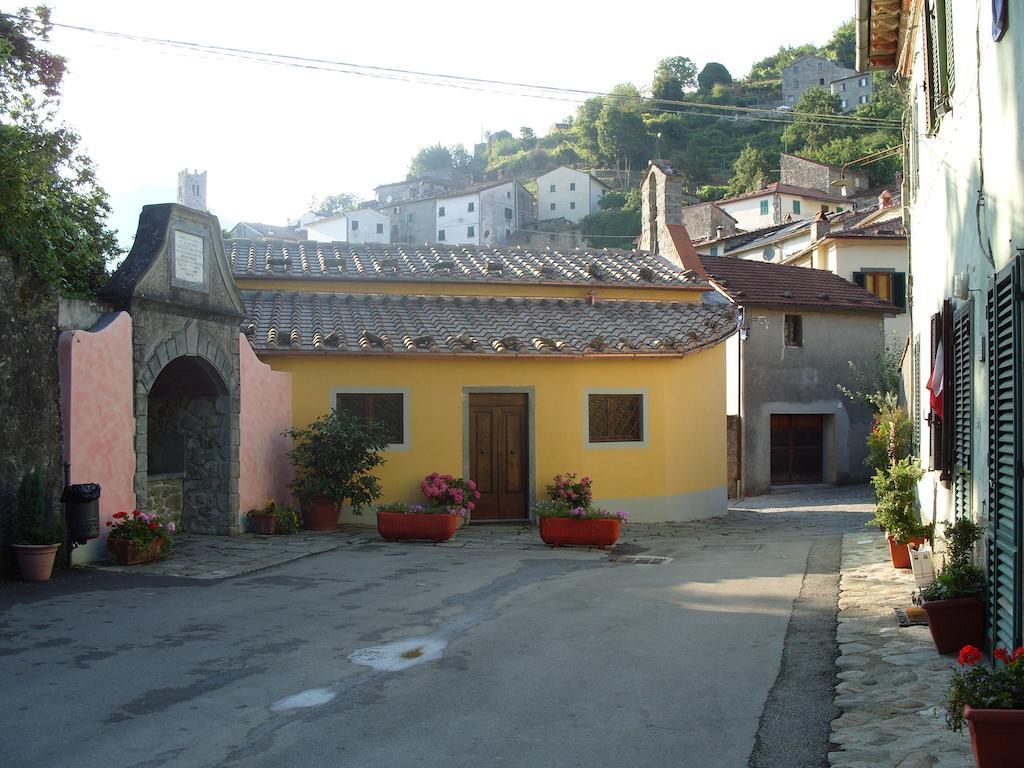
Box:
173, 230, 206, 287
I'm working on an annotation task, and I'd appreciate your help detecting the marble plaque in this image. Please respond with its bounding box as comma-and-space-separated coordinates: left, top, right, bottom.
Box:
173, 230, 205, 284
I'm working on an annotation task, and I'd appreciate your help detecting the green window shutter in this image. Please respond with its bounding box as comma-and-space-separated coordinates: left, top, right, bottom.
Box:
942, 0, 955, 95
951, 301, 972, 517
987, 257, 1023, 650
760, 199, 769, 215
852, 271, 866, 289
893, 272, 907, 310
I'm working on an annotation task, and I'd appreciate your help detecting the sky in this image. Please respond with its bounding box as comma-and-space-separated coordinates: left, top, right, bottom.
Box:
34, 1, 855, 247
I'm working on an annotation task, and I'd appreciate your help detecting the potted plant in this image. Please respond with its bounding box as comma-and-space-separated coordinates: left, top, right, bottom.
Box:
287, 409, 388, 531
11, 467, 65, 582
270, 503, 300, 535
915, 517, 985, 653
376, 502, 465, 543
420, 473, 480, 526
105, 509, 176, 565
946, 644, 1024, 767
867, 457, 931, 568
534, 473, 628, 548
246, 501, 278, 535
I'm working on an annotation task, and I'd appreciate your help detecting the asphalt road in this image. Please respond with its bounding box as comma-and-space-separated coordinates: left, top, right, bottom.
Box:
0, 487, 873, 768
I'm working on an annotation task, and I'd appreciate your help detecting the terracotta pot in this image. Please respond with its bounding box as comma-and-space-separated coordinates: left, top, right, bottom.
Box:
921, 596, 985, 654
300, 496, 340, 531
887, 534, 927, 569
964, 706, 1024, 768
377, 511, 458, 543
539, 516, 621, 548
107, 537, 165, 565
12, 543, 61, 582
249, 512, 277, 535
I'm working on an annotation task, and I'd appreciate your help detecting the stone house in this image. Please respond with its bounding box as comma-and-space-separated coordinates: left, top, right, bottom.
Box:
858, 0, 1022, 648
781, 54, 858, 105
830, 73, 875, 112
779, 154, 870, 197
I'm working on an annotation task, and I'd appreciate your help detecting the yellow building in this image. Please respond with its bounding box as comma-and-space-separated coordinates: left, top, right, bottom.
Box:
230, 241, 738, 522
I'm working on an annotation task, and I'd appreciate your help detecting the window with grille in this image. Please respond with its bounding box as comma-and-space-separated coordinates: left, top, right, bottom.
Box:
588, 394, 643, 443
336, 393, 404, 445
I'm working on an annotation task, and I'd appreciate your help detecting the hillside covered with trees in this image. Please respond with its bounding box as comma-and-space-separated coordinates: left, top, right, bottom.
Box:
404, 19, 904, 245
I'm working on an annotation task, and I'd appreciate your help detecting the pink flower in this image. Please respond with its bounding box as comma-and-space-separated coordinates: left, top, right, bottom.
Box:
467, 502, 475, 511
467, 480, 477, 491
166, 521, 176, 533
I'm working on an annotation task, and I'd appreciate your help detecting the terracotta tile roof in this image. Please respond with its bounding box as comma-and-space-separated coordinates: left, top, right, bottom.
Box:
435, 178, 520, 199
227, 240, 709, 289
240, 291, 738, 356
700, 255, 899, 314
717, 182, 849, 205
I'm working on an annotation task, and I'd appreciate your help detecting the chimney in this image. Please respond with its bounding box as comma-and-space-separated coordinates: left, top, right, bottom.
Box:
878, 189, 893, 209
496, 168, 507, 180
812, 206, 830, 241
715, 225, 724, 240
639, 160, 685, 258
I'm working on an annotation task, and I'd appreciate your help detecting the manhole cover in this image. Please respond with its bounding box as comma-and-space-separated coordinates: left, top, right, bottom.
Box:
611, 555, 672, 565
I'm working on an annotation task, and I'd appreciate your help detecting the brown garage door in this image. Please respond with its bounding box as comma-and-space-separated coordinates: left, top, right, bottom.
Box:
469, 393, 529, 520
770, 414, 823, 484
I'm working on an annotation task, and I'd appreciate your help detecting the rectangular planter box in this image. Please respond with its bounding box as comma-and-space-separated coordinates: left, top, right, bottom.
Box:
107, 537, 165, 565
539, 516, 621, 548
377, 511, 458, 543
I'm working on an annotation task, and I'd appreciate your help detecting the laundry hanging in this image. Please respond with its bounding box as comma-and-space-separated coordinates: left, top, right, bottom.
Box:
926, 338, 944, 419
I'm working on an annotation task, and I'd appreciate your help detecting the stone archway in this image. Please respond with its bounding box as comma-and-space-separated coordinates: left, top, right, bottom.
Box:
145, 355, 230, 534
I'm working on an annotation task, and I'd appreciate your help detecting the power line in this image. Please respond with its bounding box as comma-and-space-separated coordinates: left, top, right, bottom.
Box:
9, 13, 902, 131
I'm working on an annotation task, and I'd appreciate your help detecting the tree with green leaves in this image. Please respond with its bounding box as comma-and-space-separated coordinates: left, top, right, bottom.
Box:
697, 62, 732, 92
310, 193, 359, 217
781, 88, 849, 154
652, 56, 697, 104
726, 145, 772, 196
409, 143, 454, 177
821, 19, 856, 69
1, 7, 118, 296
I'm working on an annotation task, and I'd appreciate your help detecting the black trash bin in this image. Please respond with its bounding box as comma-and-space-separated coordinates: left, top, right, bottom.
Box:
61, 483, 101, 542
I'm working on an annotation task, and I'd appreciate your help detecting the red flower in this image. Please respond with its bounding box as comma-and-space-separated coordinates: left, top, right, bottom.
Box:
958, 645, 983, 666
105, 521, 112, 527
132, 509, 141, 518
1014, 647, 1024, 661
113, 511, 127, 519
994, 647, 1012, 664
148, 522, 158, 530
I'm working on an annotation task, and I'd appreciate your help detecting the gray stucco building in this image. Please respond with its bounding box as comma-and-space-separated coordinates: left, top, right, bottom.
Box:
782, 54, 858, 106
701, 255, 899, 496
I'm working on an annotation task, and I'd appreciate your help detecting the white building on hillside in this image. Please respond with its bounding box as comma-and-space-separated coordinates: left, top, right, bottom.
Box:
535, 166, 608, 224
305, 208, 392, 244
716, 183, 852, 231
435, 179, 533, 246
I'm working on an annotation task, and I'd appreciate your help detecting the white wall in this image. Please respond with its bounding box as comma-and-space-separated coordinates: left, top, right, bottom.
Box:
719, 195, 774, 231
306, 210, 391, 244
832, 240, 910, 343
536, 167, 606, 224
436, 193, 481, 245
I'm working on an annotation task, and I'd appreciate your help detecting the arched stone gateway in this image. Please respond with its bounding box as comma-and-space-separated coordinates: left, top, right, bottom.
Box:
100, 204, 245, 535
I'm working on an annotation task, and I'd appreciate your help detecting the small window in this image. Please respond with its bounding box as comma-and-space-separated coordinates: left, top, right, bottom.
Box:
570, 182, 576, 191
588, 394, 643, 443
861, 271, 894, 302
570, 202, 576, 210
438, 206, 446, 217
792, 200, 801, 214
467, 225, 475, 238
819, 77, 825, 85
504, 207, 512, 220
859, 76, 868, 87
505, 228, 511, 237
840, 99, 848, 109
406, 213, 414, 223
507, 191, 511, 199
859, 95, 869, 104
759, 199, 769, 216
839, 82, 846, 91
438, 229, 446, 241
549, 184, 556, 192
336, 393, 404, 445
836, 206, 845, 212
710, 245, 719, 256
550, 202, 556, 210
376, 223, 384, 234
351, 220, 359, 231
468, 201, 475, 212
784, 315, 803, 347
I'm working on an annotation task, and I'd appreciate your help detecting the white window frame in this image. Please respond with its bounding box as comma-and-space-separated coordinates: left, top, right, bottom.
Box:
329, 386, 411, 451
584, 388, 648, 449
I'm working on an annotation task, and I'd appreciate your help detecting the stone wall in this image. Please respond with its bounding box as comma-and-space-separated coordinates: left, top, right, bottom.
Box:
146, 477, 183, 527
780, 154, 870, 196
727, 415, 740, 499
0, 253, 64, 577
681, 203, 738, 243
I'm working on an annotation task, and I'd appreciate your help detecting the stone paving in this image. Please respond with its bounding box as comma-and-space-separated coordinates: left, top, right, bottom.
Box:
829, 533, 973, 768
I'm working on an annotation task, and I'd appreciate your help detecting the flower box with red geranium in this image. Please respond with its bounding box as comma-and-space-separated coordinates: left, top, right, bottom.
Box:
376, 503, 462, 543
946, 644, 1024, 768
420, 473, 480, 525
533, 500, 628, 548
106, 509, 176, 565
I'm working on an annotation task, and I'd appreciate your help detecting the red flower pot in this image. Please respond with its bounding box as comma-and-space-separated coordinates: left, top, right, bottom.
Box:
249, 513, 277, 535
887, 534, 926, 569
921, 596, 985, 654
377, 512, 458, 543
107, 537, 165, 565
539, 517, 621, 548
964, 706, 1024, 768
300, 496, 340, 531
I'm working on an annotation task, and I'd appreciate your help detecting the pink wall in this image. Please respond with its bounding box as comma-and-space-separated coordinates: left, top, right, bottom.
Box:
58, 312, 136, 564
238, 335, 293, 520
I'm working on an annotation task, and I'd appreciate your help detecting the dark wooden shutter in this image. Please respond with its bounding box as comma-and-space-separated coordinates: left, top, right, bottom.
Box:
893, 272, 907, 310
951, 301, 972, 517
987, 257, 1023, 650
928, 312, 942, 471
852, 272, 866, 289
923, 0, 941, 130
941, 299, 953, 481
912, 337, 922, 455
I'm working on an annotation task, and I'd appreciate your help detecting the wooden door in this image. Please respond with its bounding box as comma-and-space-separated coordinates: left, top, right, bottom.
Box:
770, 414, 823, 484
469, 393, 528, 520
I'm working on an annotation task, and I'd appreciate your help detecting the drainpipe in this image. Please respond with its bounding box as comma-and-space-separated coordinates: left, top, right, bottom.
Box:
737, 306, 746, 499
